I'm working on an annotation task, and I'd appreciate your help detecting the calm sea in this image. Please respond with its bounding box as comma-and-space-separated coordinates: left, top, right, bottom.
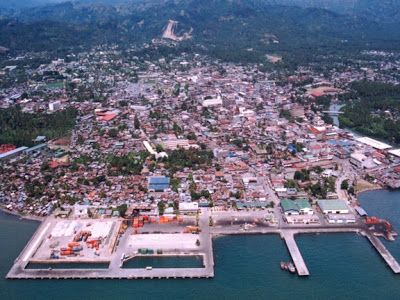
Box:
1, 189, 399, 300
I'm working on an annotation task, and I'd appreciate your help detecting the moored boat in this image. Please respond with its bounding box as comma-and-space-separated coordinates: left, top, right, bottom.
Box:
288, 262, 296, 273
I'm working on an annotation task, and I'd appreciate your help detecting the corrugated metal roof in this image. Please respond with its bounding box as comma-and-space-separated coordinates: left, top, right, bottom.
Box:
355, 206, 368, 216
0, 146, 28, 159
317, 199, 349, 211
281, 199, 299, 212
149, 176, 170, 184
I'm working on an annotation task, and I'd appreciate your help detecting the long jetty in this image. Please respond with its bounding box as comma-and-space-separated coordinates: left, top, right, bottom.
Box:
281, 231, 309, 276
365, 233, 400, 273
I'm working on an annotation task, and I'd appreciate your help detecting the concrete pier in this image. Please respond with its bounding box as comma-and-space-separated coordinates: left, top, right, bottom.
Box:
6, 211, 400, 280
281, 231, 309, 276
7, 266, 213, 280
7, 211, 215, 280
366, 233, 400, 274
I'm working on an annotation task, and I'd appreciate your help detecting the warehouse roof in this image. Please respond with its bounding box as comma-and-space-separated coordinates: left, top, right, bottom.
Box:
295, 198, 311, 210
317, 199, 349, 211
281, 199, 299, 212
356, 137, 392, 150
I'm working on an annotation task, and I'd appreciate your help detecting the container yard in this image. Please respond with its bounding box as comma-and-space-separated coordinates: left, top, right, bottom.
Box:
29, 219, 119, 262
6, 211, 214, 280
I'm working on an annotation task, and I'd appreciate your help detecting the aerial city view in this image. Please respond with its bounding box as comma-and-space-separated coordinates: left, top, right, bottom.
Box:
1, 0, 400, 299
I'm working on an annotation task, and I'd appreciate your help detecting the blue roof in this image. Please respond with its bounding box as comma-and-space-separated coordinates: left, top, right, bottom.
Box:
149, 176, 170, 184
149, 176, 170, 191
288, 144, 297, 153
328, 139, 352, 148
355, 206, 368, 216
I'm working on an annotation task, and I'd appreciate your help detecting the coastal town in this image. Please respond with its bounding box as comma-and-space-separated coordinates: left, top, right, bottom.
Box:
1, 43, 400, 279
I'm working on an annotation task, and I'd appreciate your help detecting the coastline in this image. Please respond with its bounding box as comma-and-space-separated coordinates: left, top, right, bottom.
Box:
356, 186, 384, 196
0, 206, 43, 222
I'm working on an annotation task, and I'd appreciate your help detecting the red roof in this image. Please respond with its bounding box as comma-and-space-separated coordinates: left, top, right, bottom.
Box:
0, 144, 16, 154
99, 113, 117, 121
49, 160, 69, 169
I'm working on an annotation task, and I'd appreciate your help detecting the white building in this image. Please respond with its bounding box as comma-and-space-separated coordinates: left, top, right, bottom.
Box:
74, 204, 89, 218
179, 202, 199, 214
350, 152, 367, 168
202, 95, 223, 107
317, 200, 350, 214
49, 101, 61, 111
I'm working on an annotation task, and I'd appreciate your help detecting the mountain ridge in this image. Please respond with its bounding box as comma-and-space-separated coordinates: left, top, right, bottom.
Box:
1, 0, 400, 66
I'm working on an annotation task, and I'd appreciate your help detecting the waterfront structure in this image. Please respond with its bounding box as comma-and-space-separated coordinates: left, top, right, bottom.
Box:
317, 200, 350, 214
281, 199, 300, 215
281, 199, 313, 216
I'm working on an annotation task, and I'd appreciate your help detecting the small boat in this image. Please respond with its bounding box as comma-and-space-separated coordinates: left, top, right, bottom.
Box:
288, 262, 296, 273
146, 266, 153, 270
280, 261, 296, 273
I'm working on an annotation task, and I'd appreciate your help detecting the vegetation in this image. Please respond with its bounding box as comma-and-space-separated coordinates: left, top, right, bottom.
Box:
157, 201, 166, 215
116, 203, 128, 217
134, 115, 140, 130
1, 0, 400, 66
164, 148, 213, 172
341, 180, 349, 190
0, 106, 77, 147
107, 151, 149, 176
340, 81, 400, 143
308, 177, 336, 198
294, 169, 310, 181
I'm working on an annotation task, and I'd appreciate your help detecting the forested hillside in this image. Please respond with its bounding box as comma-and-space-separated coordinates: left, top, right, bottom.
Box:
0, 107, 77, 147
340, 81, 400, 144
1, 0, 400, 65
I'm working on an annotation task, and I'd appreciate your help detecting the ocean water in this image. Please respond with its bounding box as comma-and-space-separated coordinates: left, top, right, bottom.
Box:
1, 189, 400, 300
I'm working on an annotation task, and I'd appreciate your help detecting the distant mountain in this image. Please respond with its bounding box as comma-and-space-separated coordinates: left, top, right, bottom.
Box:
0, 0, 131, 9
1, 0, 400, 65
3, 0, 400, 24
263, 0, 400, 23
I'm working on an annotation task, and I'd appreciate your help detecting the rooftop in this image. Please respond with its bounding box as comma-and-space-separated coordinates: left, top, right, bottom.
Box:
356, 137, 392, 150
317, 199, 349, 211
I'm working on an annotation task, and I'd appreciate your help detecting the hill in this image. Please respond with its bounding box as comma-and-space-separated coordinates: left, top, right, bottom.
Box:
1, 0, 400, 65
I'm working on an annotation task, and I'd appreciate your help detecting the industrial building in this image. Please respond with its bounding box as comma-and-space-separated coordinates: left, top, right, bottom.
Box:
317, 200, 349, 214
179, 202, 199, 214
281, 199, 313, 215
356, 137, 392, 150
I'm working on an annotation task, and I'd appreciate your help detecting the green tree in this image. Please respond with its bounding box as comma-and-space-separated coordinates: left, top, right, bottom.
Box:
108, 128, 118, 138
341, 180, 349, 190
116, 204, 128, 217
134, 114, 140, 130
158, 201, 166, 215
